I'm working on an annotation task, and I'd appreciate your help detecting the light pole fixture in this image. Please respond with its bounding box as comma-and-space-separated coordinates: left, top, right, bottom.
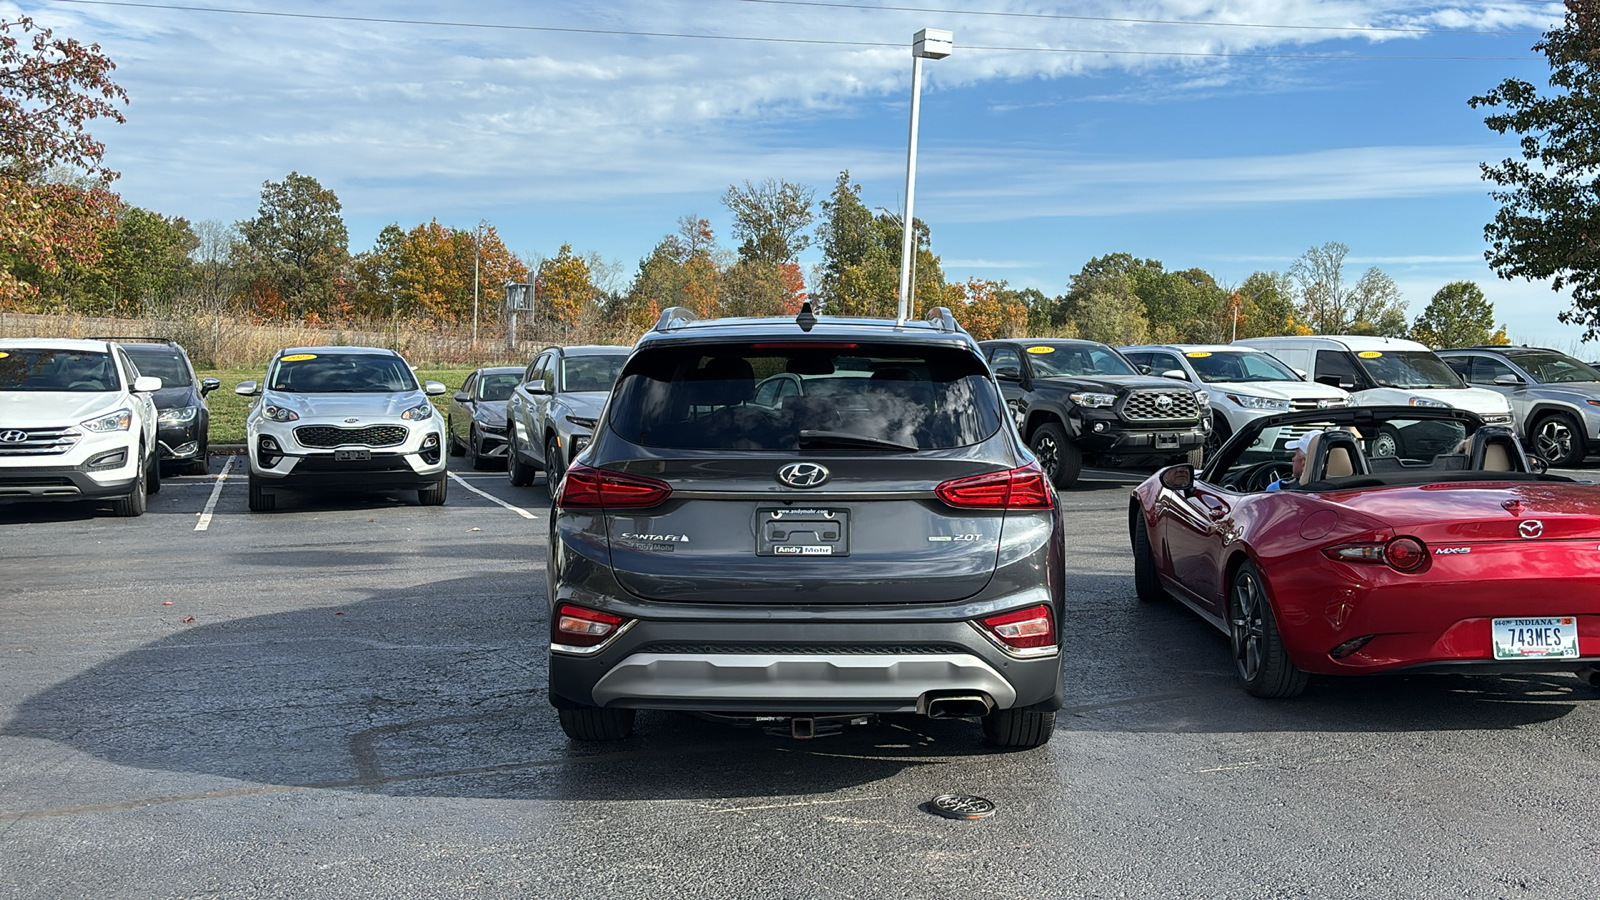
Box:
897, 27, 952, 325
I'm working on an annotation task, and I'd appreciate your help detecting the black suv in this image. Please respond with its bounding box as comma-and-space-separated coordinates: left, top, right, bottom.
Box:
980, 339, 1210, 488
112, 338, 220, 475
546, 306, 1066, 747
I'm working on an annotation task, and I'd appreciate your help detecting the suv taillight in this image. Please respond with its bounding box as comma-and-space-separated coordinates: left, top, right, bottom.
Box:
553, 604, 630, 648
936, 462, 1053, 509
558, 463, 672, 509
978, 604, 1056, 653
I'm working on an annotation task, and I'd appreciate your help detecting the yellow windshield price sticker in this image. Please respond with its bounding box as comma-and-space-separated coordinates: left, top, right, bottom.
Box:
0, 352, 9, 359
1185, 351, 1212, 358
280, 353, 317, 362
1357, 351, 1383, 359
1026, 346, 1055, 354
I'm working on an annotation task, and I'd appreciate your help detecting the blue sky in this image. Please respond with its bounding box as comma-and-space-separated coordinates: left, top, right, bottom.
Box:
10, 0, 1585, 348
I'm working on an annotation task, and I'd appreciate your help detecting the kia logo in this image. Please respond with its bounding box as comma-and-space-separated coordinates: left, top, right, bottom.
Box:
344, 418, 360, 424
777, 462, 830, 489
1520, 520, 1545, 539
0, 430, 26, 443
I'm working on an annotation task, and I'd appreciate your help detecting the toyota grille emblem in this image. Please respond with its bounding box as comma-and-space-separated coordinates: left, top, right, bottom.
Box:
777, 462, 830, 489
1519, 520, 1545, 539
0, 430, 26, 443
1155, 394, 1174, 410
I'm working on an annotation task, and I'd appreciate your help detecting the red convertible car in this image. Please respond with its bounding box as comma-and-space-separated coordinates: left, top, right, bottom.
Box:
1129, 406, 1600, 697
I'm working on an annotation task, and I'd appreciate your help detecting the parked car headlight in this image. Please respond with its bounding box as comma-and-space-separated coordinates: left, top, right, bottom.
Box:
81, 408, 133, 432
264, 405, 300, 422
1070, 392, 1117, 409
1193, 390, 1210, 405
564, 414, 597, 429
159, 406, 199, 424
1407, 397, 1450, 409
1225, 393, 1290, 411
401, 403, 435, 421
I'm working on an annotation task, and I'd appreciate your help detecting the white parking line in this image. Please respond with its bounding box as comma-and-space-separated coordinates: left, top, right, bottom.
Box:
194, 457, 234, 532
448, 472, 538, 519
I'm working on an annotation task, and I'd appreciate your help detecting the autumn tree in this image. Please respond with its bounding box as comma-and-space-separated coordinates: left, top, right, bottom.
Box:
538, 242, 603, 329
1234, 271, 1309, 338
0, 14, 127, 307
953, 278, 1030, 342
723, 178, 814, 265
1289, 242, 1408, 336
1410, 281, 1508, 347
1471, 1, 1600, 339
236, 172, 349, 320
812, 171, 945, 318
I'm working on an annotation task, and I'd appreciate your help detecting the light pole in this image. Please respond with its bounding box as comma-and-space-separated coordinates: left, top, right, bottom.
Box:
472, 219, 488, 349
897, 28, 952, 326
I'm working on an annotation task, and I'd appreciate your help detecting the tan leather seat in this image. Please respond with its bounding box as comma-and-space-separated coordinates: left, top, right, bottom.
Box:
1325, 446, 1356, 477
1482, 441, 1513, 472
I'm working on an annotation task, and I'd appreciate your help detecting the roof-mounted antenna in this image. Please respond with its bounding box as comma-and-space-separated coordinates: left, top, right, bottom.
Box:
796, 300, 818, 333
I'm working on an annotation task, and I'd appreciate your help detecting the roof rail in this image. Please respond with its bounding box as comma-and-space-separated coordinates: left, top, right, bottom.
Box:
923, 307, 961, 334
91, 336, 173, 344
654, 307, 699, 332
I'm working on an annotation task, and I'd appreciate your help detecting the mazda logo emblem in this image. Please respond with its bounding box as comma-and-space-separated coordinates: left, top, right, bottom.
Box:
0, 430, 26, 443
777, 462, 830, 489
1519, 520, 1544, 539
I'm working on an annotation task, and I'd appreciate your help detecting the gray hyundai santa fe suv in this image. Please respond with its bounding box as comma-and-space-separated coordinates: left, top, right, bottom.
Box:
546, 305, 1066, 748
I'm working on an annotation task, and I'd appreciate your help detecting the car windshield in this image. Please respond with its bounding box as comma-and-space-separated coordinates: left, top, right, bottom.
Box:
1211, 412, 1485, 492
608, 343, 1003, 451
1028, 344, 1136, 377
1186, 351, 1298, 383
0, 348, 118, 392
1504, 351, 1600, 384
124, 348, 191, 387
267, 353, 419, 393
1354, 351, 1463, 389
477, 373, 520, 402
562, 355, 625, 393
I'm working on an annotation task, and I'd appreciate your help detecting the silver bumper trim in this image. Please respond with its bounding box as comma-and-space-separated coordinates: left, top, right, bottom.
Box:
589, 652, 1018, 710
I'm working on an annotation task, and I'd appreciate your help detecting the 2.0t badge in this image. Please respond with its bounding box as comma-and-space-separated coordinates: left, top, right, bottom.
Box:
777, 462, 830, 489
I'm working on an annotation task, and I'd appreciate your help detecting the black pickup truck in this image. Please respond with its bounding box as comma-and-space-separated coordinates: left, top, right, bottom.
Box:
980, 339, 1211, 488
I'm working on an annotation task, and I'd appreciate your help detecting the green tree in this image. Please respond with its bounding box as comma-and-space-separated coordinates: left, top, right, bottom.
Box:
236, 171, 349, 319
1235, 271, 1308, 338
1073, 279, 1149, 345
813, 171, 895, 316
1471, 2, 1600, 339
1289, 241, 1408, 336
1410, 281, 1507, 347
90, 205, 195, 315
722, 178, 814, 265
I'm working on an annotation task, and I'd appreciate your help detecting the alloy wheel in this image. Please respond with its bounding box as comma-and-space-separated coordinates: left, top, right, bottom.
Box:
1035, 434, 1059, 479
1230, 569, 1266, 683
1537, 418, 1574, 462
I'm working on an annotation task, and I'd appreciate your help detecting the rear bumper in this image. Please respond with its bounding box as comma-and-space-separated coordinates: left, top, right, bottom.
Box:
548, 595, 1063, 714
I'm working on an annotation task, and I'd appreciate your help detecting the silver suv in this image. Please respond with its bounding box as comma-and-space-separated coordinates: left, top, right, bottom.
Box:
1439, 346, 1600, 467
545, 306, 1065, 747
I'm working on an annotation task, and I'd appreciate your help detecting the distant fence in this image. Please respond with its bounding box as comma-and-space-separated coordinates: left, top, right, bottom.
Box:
0, 311, 633, 369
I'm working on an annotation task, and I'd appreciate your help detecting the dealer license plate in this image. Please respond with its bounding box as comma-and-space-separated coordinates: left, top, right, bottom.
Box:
1491, 616, 1579, 660
334, 448, 372, 461
1155, 433, 1180, 450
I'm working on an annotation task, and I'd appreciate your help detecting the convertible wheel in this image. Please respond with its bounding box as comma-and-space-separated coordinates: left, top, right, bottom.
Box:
1533, 413, 1585, 468
1030, 422, 1081, 489
1130, 511, 1169, 603
1228, 560, 1307, 698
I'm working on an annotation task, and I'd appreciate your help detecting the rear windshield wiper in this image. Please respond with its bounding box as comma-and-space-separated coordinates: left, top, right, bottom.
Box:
798, 430, 918, 451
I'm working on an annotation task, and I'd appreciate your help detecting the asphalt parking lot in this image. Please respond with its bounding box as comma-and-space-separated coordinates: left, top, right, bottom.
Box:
5, 459, 1600, 899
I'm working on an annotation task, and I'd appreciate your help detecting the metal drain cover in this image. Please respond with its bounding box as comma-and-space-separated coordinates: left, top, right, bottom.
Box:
928, 793, 996, 820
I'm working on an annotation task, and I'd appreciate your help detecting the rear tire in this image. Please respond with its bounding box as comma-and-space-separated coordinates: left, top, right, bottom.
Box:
247, 472, 276, 512
981, 707, 1055, 748
418, 477, 448, 506
558, 706, 636, 741
1228, 560, 1307, 698
109, 448, 148, 517
1030, 422, 1081, 489
447, 417, 465, 456
545, 435, 567, 492
1131, 512, 1169, 603
509, 439, 535, 486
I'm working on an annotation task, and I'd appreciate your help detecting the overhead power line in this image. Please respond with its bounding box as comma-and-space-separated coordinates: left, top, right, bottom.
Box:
45, 0, 1541, 61
733, 0, 1555, 37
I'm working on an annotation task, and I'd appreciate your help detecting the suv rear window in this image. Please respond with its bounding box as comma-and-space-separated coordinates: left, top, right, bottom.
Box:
608, 343, 1003, 451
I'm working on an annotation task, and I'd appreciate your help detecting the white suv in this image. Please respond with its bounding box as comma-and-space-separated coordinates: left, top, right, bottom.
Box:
0, 338, 163, 516
236, 346, 448, 512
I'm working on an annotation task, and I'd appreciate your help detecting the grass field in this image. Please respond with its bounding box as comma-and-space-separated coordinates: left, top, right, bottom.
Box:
198, 365, 485, 443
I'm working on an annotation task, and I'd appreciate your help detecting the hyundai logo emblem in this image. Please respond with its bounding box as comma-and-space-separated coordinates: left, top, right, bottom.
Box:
0, 430, 26, 443
1519, 520, 1545, 539
777, 462, 830, 489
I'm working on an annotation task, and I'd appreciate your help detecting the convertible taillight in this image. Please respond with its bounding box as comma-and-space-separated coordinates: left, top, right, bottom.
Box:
1325, 537, 1429, 572
936, 462, 1053, 509
558, 463, 672, 509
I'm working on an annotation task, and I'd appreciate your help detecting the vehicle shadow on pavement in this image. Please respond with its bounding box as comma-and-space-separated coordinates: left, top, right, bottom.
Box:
1, 572, 1046, 803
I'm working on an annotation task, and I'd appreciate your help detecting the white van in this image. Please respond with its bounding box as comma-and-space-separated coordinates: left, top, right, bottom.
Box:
1233, 335, 1515, 431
